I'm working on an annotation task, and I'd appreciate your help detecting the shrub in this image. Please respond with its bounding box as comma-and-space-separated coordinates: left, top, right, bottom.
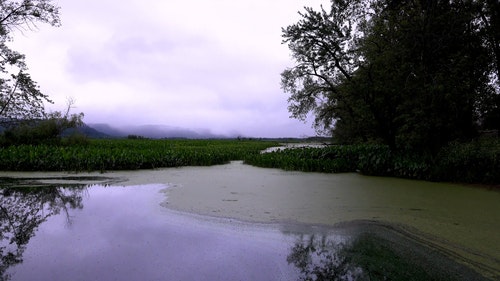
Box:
434, 139, 500, 184
0, 120, 60, 146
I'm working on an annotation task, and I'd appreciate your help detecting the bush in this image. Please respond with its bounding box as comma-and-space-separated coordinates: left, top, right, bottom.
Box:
0, 110, 84, 147
0, 120, 60, 146
434, 139, 500, 184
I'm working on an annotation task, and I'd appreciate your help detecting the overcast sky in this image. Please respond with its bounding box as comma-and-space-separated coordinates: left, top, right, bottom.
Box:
11, 0, 329, 137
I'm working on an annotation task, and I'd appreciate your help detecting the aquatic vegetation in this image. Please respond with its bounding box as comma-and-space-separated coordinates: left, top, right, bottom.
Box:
1, 138, 498, 184
244, 145, 360, 173
0, 139, 278, 172
245, 140, 500, 184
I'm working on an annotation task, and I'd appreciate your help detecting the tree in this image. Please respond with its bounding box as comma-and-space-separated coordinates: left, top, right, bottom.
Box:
356, 0, 491, 151
478, 0, 500, 85
476, 0, 500, 135
0, 98, 85, 146
0, 0, 60, 128
282, 0, 496, 152
281, 0, 374, 136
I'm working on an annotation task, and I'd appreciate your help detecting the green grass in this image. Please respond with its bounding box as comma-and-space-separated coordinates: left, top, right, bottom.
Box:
0, 139, 279, 172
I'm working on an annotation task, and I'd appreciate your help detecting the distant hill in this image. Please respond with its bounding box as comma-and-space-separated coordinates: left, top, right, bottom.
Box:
86, 123, 234, 139
64, 124, 112, 139
0, 122, 112, 139
3, 122, 319, 140
86, 123, 126, 138
1, 122, 239, 139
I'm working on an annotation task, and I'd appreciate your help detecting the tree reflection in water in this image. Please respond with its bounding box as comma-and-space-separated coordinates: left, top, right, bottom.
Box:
287, 233, 367, 281
0, 182, 86, 281
286, 228, 486, 281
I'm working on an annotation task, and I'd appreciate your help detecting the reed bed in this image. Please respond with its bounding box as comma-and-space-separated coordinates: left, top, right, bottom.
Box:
2, 138, 498, 184
0, 139, 279, 172
244, 140, 500, 184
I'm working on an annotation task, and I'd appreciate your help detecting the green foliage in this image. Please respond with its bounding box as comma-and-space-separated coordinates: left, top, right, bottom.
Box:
127, 134, 147, 140
282, 0, 497, 153
2, 138, 498, 183
0, 109, 84, 146
0, 0, 61, 125
0, 120, 59, 145
245, 147, 344, 173
0, 139, 278, 172
61, 132, 88, 146
434, 139, 500, 184
245, 145, 380, 173
246, 140, 500, 184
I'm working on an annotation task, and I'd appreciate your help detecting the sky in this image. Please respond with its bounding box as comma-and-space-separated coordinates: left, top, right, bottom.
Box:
10, 0, 329, 138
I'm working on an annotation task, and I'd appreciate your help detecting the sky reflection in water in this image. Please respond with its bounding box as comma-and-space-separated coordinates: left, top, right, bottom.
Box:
0, 182, 492, 281
2, 184, 307, 281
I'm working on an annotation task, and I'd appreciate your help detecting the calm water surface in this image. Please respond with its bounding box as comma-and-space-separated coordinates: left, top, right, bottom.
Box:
2, 185, 304, 280
0, 162, 498, 280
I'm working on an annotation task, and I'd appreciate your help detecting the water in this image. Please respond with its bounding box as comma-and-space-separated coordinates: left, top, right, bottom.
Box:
1, 162, 498, 280
260, 142, 328, 153
1, 185, 303, 280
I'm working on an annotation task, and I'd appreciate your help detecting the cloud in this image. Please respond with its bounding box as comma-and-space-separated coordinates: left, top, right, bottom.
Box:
9, 0, 328, 137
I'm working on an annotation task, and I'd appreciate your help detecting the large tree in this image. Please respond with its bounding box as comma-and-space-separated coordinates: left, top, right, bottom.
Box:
282, 0, 496, 151
0, 0, 60, 127
477, 0, 500, 135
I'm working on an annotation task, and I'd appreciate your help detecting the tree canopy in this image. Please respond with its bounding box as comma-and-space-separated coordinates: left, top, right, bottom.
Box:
0, 0, 60, 128
282, 0, 500, 152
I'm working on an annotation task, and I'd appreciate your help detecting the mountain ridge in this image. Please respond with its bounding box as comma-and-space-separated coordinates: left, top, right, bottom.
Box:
85, 123, 238, 139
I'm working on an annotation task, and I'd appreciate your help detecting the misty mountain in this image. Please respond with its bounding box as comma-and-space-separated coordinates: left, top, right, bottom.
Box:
86, 123, 235, 139
0, 122, 237, 139
87, 123, 127, 138
66, 124, 112, 139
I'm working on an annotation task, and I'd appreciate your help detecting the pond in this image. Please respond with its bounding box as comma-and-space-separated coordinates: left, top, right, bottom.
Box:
0, 161, 499, 280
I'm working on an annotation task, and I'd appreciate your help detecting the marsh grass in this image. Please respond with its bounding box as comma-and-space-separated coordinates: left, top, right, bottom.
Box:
1, 138, 498, 184
0, 139, 278, 172
244, 140, 500, 184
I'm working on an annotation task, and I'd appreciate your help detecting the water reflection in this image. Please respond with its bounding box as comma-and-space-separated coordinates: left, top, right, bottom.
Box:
0, 182, 86, 281
287, 233, 365, 281
287, 232, 432, 281
286, 223, 490, 281
2, 184, 301, 281
0, 179, 492, 281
